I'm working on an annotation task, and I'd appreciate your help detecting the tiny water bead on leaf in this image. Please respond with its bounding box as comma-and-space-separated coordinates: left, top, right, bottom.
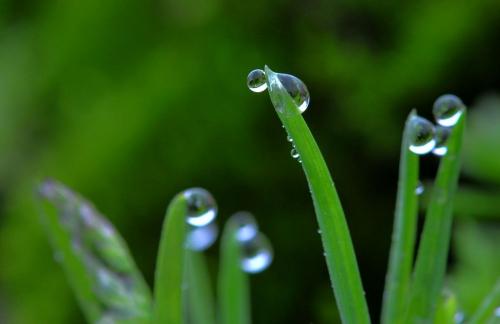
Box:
183, 187, 217, 227
247, 69, 267, 93
290, 148, 300, 159
230, 211, 258, 242
240, 232, 274, 274
433, 94, 465, 127
186, 222, 218, 251
408, 115, 436, 155
433, 126, 451, 156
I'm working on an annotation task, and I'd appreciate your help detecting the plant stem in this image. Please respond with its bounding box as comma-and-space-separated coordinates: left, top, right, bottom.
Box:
381, 111, 420, 324
153, 193, 187, 324
185, 251, 216, 324
405, 112, 466, 322
218, 217, 251, 324
264, 66, 371, 324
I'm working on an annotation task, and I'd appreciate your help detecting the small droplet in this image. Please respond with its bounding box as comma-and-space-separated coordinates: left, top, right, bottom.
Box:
433, 94, 465, 127
286, 135, 293, 142
291, 148, 300, 159
276, 73, 310, 113
186, 222, 218, 251
247, 69, 267, 93
454, 311, 465, 323
416, 181, 424, 195
317, 229, 322, 234
183, 188, 217, 227
240, 233, 273, 274
432, 126, 451, 156
494, 307, 500, 317
230, 211, 259, 242
408, 116, 436, 155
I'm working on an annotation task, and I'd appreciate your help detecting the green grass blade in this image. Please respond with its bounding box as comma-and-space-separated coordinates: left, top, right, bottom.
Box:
405, 112, 466, 322
38, 180, 152, 323
264, 66, 371, 324
469, 279, 500, 324
185, 250, 216, 324
381, 111, 420, 324
433, 290, 458, 324
218, 218, 251, 324
153, 193, 188, 324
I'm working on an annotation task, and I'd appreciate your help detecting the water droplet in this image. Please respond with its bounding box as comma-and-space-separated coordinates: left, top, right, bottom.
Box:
317, 229, 322, 234
230, 211, 259, 242
186, 222, 218, 251
276, 73, 310, 113
183, 188, 217, 227
240, 233, 273, 274
247, 69, 267, 93
408, 116, 436, 155
416, 181, 424, 195
494, 307, 500, 317
286, 135, 293, 142
433, 94, 465, 127
291, 148, 300, 159
454, 311, 465, 323
432, 126, 451, 156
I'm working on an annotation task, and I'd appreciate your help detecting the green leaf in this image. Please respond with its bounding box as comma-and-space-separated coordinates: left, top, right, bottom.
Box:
434, 290, 458, 324
264, 66, 371, 324
38, 180, 152, 323
185, 250, 216, 324
218, 217, 251, 324
381, 111, 420, 324
152, 193, 188, 324
405, 112, 466, 322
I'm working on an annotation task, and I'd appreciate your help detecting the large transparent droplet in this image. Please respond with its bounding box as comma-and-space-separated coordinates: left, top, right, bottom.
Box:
454, 311, 465, 323
230, 211, 258, 243
416, 181, 424, 195
494, 307, 500, 317
408, 116, 436, 155
276, 73, 310, 113
290, 148, 300, 159
432, 126, 451, 157
183, 188, 217, 227
433, 94, 465, 127
240, 233, 273, 274
247, 69, 267, 93
186, 222, 218, 251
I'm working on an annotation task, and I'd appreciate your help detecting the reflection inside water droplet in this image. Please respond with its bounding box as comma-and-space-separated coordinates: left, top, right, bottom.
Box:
240, 233, 273, 274
247, 69, 267, 93
186, 222, 218, 251
408, 116, 436, 155
416, 181, 424, 195
432, 126, 451, 157
433, 94, 465, 127
183, 188, 217, 227
230, 211, 258, 242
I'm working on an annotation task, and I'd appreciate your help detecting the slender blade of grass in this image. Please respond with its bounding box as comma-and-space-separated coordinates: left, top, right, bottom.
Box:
468, 279, 500, 324
381, 111, 420, 324
264, 66, 370, 324
433, 290, 458, 324
38, 180, 152, 323
153, 193, 188, 324
185, 250, 216, 324
218, 218, 251, 324
405, 112, 466, 322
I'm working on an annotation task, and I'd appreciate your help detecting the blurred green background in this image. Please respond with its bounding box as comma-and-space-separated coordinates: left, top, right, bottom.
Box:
0, 0, 499, 323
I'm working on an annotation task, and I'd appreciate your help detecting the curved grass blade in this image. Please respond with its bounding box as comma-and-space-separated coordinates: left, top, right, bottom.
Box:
152, 193, 188, 324
218, 218, 251, 324
38, 179, 152, 324
469, 279, 500, 324
405, 112, 466, 322
381, 111, 420, 324
264, 66, 370, 324
185, 250, 216, 324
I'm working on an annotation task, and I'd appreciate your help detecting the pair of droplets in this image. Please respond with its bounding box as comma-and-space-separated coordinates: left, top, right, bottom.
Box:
183, 188, 273, 274
247, 68, 464, 158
